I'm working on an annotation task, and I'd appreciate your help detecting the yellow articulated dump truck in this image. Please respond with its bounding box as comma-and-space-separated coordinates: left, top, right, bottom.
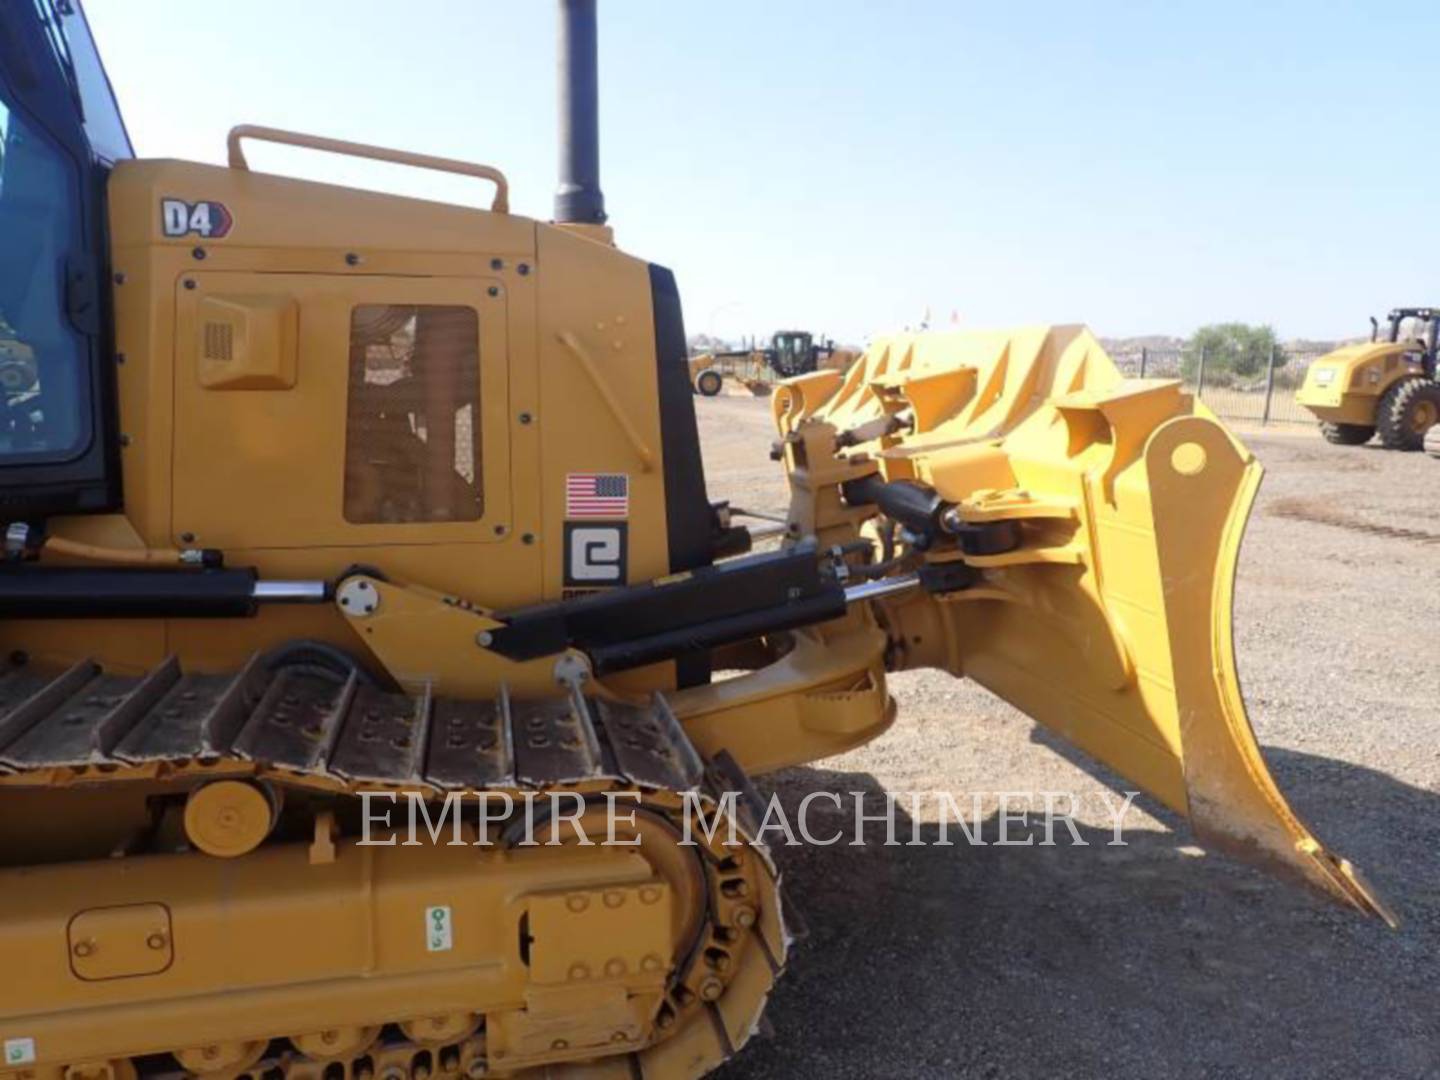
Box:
1296, 307, 1440, 448
0, 2, 1391, 1079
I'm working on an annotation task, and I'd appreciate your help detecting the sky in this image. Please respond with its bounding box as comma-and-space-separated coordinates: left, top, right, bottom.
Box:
85, 0, 1439, 345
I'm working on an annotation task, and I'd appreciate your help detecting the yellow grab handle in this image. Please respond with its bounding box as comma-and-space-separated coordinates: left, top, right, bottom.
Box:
225, 125, 510, 214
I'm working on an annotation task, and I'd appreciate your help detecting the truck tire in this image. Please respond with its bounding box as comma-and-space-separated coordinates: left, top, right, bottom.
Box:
1319, 421, 1375, 446
1377, 378, 1440, 451
695, 369, 723, 397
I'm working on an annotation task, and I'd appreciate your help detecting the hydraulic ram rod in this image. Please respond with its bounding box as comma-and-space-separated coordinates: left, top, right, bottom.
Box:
251, 580, 329, 603
843, 573, 921, 603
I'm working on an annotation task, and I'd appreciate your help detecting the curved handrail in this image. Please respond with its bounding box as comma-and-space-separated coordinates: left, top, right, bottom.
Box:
225, 125, 510, 213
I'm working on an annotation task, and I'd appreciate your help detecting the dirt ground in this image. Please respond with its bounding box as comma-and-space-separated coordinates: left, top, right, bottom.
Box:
696, 395, 1440, 1080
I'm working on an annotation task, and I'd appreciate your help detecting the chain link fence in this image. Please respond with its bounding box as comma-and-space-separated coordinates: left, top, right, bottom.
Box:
1109, 345, 1327, 427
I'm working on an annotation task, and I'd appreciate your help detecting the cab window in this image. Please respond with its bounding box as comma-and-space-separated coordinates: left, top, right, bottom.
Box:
0, 87, 89, 461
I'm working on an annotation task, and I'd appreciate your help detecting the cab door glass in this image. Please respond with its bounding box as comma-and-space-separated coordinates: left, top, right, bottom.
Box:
0, 88, 89, 460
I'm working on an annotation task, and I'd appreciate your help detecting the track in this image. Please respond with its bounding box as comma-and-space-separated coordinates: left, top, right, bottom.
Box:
0, 652, 789, 1079
0, 652, 704, 789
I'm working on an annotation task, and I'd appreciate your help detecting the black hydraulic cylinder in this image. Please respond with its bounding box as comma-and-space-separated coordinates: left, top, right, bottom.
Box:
589, 591, 847, 675
841, 473, 1023, 556
487, 541, 839, 664
0, 566, 260, 618
842, 474, 946, 539
554, 0, 606, 224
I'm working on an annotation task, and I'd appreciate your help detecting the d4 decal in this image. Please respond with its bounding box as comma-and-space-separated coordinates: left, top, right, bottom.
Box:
161, 198, 234, 239
563, 522, 627, 587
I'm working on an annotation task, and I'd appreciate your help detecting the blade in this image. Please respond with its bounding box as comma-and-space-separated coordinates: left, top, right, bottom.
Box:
786, 326, 1393, 924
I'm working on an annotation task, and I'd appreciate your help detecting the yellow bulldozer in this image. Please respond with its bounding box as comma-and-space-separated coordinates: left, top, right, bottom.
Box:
0, 3, 1391, 1079
1296, 306, 1440, 448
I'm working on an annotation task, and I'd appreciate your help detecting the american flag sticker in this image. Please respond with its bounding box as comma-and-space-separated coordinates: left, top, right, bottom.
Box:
566, 473, 630, 519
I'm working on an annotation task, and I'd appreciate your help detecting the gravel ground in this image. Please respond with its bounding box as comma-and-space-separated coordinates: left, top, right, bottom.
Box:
696, 394, 1440, 1080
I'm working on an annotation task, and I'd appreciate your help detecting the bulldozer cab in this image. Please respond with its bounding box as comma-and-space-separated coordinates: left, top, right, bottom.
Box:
0, 0, 129, 516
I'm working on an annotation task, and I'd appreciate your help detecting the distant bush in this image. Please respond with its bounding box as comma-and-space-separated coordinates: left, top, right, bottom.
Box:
1269, 365, 1309, 390
1182, 323, 1287, 382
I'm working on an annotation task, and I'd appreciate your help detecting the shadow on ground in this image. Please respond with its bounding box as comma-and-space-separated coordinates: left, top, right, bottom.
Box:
717, 743, 1439, 1080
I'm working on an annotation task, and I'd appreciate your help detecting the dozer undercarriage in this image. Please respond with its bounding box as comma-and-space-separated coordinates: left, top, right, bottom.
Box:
0, 652, 787, 1079
0, 3, 1391, 1079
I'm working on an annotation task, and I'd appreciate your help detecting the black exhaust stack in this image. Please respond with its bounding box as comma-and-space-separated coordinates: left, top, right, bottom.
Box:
555, 0, 607, 225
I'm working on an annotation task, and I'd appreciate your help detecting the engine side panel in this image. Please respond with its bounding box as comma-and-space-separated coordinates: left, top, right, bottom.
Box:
0, 161, 701, 692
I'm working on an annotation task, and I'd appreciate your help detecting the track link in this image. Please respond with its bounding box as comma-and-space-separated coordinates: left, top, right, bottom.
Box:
0, 654, 702, 793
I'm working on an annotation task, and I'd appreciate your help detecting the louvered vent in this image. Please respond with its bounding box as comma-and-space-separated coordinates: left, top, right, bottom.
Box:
203, 322, 234, 363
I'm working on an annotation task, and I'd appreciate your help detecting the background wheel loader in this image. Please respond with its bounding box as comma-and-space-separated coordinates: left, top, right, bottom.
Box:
1296, 306, 1440, 449
0, 2, 1392, 1079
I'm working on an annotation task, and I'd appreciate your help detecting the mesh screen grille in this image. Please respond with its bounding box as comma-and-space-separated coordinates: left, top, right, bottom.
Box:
203, 322, 233, 362
343, 304, 482, 524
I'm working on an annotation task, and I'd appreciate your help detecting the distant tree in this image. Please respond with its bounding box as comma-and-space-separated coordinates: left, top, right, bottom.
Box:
1182, 323, 1285, 382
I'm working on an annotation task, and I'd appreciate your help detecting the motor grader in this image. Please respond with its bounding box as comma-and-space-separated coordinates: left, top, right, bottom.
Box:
1296, 307, 1440, 448
689, 330, 856, 396
0, 3, 1391, 1079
